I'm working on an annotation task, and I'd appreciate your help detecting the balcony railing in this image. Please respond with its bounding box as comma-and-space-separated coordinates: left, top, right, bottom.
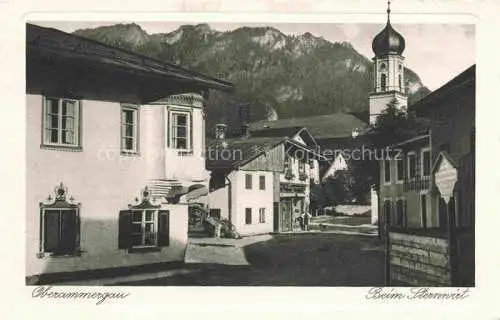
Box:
403, 175, 431, 192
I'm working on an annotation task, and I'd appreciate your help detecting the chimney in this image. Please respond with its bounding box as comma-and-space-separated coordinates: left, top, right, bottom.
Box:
239, 103, 251, 138
241, 123, 250, 138
215, 123, 227, 147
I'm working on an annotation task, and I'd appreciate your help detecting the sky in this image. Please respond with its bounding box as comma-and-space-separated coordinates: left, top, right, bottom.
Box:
35, 21, 475, 91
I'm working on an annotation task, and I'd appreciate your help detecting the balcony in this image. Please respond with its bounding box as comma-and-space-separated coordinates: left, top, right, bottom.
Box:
403, 175, 431, 192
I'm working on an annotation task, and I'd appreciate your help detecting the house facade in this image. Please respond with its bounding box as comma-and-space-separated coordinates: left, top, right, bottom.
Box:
207, 126, 323, 236
26, 24, 233, 281
378, 64, 475, 286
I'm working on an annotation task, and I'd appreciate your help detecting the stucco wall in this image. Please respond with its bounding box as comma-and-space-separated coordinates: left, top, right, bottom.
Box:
26, 94, 189, 276
232, 170, 274, 236
208, 182, 230, 220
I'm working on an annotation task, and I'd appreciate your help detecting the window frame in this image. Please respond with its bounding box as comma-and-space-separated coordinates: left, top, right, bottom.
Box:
245, 173, 253, 190
129, 209, 158, 248
383, 159, 391, 184
383, 198, 392, 226
42, 96, 82, 150
118, 187, 169, 253
259, 175, 266, 190
420, 147, 431, 177
120, 104, 140, 155
407, 151, 417, 180
38, 183, 81, 258
259, 208, 266, 223
168, 109, 192, 151
245, 208, 252, 225
395, 157, 404, 183
381, 73, 387, 91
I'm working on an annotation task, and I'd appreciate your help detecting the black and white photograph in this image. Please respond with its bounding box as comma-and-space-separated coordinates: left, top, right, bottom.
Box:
22, 1, 478, 289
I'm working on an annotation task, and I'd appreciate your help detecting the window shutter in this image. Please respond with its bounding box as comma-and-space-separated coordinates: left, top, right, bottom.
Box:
44, 210, 60, 252
118, 210, 132, 249
158, 210, 170, 246
60, 210, 76, 253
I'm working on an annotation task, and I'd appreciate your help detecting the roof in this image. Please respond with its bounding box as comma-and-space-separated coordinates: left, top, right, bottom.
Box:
206, 136, 287, 170
26, 23, 234, 92
249, 113, 368, 140
410, 64, 475, 112
206, 134, 327, 170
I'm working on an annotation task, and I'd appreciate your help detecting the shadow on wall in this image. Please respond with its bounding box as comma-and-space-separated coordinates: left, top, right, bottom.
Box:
26, 217, 188, 285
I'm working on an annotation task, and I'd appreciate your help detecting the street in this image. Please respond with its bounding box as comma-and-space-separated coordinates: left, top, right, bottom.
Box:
118, 233, 385, 286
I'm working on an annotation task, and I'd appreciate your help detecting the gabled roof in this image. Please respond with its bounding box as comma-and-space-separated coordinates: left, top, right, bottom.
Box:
206, 131, 327, 170
26, 23, 234, 92
206, 136, 287, 170
249, 113, 368, 140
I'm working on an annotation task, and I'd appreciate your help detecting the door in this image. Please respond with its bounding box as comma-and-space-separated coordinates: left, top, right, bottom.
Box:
280, 200, 292, 232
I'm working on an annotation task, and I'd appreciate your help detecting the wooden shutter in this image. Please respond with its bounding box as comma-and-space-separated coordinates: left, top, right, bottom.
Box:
118, 210, 131, 249
44, 210, 60, 252
158, 210, 170, 246
60, 210, 76, 253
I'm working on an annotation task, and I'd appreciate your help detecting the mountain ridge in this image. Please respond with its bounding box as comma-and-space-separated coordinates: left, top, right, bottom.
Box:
73, 23, 431, 132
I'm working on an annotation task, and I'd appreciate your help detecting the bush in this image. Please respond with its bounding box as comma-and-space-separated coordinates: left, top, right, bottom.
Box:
219, 219, 240, 239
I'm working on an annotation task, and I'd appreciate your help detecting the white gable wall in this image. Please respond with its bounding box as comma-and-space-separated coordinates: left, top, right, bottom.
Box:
322, 153, 349, 181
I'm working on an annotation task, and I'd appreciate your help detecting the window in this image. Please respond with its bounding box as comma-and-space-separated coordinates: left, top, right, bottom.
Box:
39, 183, 80, 257
245, 208, 252, 224
407, 152, 416, 179
393, 199, 406, 226
43, 97, 80, 147
245, 173, 253, 189
384, 159, 391, 183
284, 154, 291, 170
259, 208, 266, 223
209, 209, 221, 220
381, 74, 387, 91
398, 75, 402, 91
170, 111, 191, 150
121, 105, 139, 153
396, 158, 404, 182
421, 149, 431, 176
420, 193, 428, 228
130, 210, 157, 247
119, 187, 170, 251
298, 160, 305, 174
383, 200, 392, 225
259, 175, 266, 190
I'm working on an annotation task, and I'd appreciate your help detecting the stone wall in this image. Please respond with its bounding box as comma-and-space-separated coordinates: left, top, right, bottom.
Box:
389, 232, 451, 286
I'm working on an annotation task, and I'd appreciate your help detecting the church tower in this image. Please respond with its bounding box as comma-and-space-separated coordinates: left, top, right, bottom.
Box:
369, 1, 408, 125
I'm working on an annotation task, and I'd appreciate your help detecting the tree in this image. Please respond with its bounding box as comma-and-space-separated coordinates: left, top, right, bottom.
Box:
311, 170, 355, 210
370, 98, 430, 148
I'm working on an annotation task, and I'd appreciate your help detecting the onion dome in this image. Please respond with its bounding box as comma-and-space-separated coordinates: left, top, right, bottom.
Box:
372, 2, 405, 56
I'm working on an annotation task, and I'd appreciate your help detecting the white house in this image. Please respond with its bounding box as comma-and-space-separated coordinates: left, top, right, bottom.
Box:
25, 24, 233, 283
206, 125, 324, 235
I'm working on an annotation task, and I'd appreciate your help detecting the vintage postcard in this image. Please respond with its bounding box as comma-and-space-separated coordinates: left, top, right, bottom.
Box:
1, 0, 499, 318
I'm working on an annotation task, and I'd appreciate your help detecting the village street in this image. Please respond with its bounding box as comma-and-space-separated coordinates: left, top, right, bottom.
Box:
116, 232, 385, 286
